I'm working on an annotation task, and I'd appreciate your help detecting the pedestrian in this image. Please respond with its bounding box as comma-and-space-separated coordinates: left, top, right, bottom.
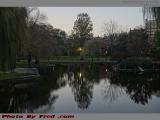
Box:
27, 52, 32, 67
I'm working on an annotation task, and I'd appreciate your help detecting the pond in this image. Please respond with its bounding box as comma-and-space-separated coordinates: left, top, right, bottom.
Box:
0, 64, 160, 113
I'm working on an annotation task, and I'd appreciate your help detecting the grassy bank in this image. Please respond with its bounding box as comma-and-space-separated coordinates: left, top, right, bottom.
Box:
16, 56, 110, 67
16, 56, 160, 68
0, 72, 32, 80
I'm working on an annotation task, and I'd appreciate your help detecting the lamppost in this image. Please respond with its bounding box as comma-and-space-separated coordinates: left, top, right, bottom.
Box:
77, 47, 83, 60
77, 47, 83, 54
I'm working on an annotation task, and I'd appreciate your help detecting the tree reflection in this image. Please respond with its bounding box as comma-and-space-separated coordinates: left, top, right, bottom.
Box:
103, 79, 125, 103
66, 65, 94, 110
1, 64, 160, 112
109, 72, 160, 105
63, 64, 108, 110
0, 65, 66, 113
72, 75, 93, 109
5, 86, 59, 113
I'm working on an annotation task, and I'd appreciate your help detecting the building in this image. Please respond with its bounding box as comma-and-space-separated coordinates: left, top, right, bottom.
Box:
145, 19, 160, 44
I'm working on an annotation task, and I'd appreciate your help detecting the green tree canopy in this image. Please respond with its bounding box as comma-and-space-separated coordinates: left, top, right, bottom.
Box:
0, 7, 27, 71
25, 22, 67, 59
69, 13, 93, 55
83, 40, 101, 57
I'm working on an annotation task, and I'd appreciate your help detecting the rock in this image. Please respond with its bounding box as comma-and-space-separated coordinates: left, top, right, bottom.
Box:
14, 83, 34, 89
14, 68, 39, 75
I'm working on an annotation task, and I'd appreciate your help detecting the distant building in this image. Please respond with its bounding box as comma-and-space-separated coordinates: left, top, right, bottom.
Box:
145, 19, 160, 44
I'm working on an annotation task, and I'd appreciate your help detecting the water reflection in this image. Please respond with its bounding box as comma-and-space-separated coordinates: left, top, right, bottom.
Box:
61, 64, 108, 109
110, 72, 160, 105
102, 79, 125, 103
67, 65, 94, 109
0, 65, 66, 113
0, 64, 160, 113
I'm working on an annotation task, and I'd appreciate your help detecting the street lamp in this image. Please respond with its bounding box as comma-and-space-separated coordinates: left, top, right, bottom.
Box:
77, 47, 83, 60
77, 47, 83, 53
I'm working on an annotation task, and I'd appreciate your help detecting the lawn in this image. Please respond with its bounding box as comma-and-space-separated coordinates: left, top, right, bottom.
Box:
0, 72, 32, 80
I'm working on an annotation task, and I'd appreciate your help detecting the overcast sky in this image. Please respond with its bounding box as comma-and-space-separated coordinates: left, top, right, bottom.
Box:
39, 7, 144, 36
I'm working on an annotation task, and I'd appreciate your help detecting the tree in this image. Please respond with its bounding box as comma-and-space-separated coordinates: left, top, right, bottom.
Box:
128, 28, 150, 57
103, 20, 128, 56
104, 20, 121, 36
143, 7, 160, 55
111, 32, 129, 59
153, 31, 160, 58
26, 7, 47, 27
69, 13, 93, 55
149, 8, 160, 55
27, 23, 67, 59
83, 39, 101, 57
155, 31, 160, 50
143, 7, 160, 27
22, 7, 47, 58
0, 7, 27, 71
22, 7, 68, 59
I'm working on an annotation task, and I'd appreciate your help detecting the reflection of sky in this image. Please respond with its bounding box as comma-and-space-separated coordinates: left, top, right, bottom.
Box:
39, 7, 143, 36
34, 79, 160, 113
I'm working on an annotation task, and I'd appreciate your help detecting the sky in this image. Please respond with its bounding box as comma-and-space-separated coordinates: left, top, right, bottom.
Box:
39, 7, 144, 36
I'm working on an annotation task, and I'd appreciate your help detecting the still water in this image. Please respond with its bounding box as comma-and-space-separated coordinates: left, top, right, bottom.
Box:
0, 64, 160, 113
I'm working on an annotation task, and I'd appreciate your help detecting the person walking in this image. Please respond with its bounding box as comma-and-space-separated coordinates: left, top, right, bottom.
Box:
27, 52, 32, 67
